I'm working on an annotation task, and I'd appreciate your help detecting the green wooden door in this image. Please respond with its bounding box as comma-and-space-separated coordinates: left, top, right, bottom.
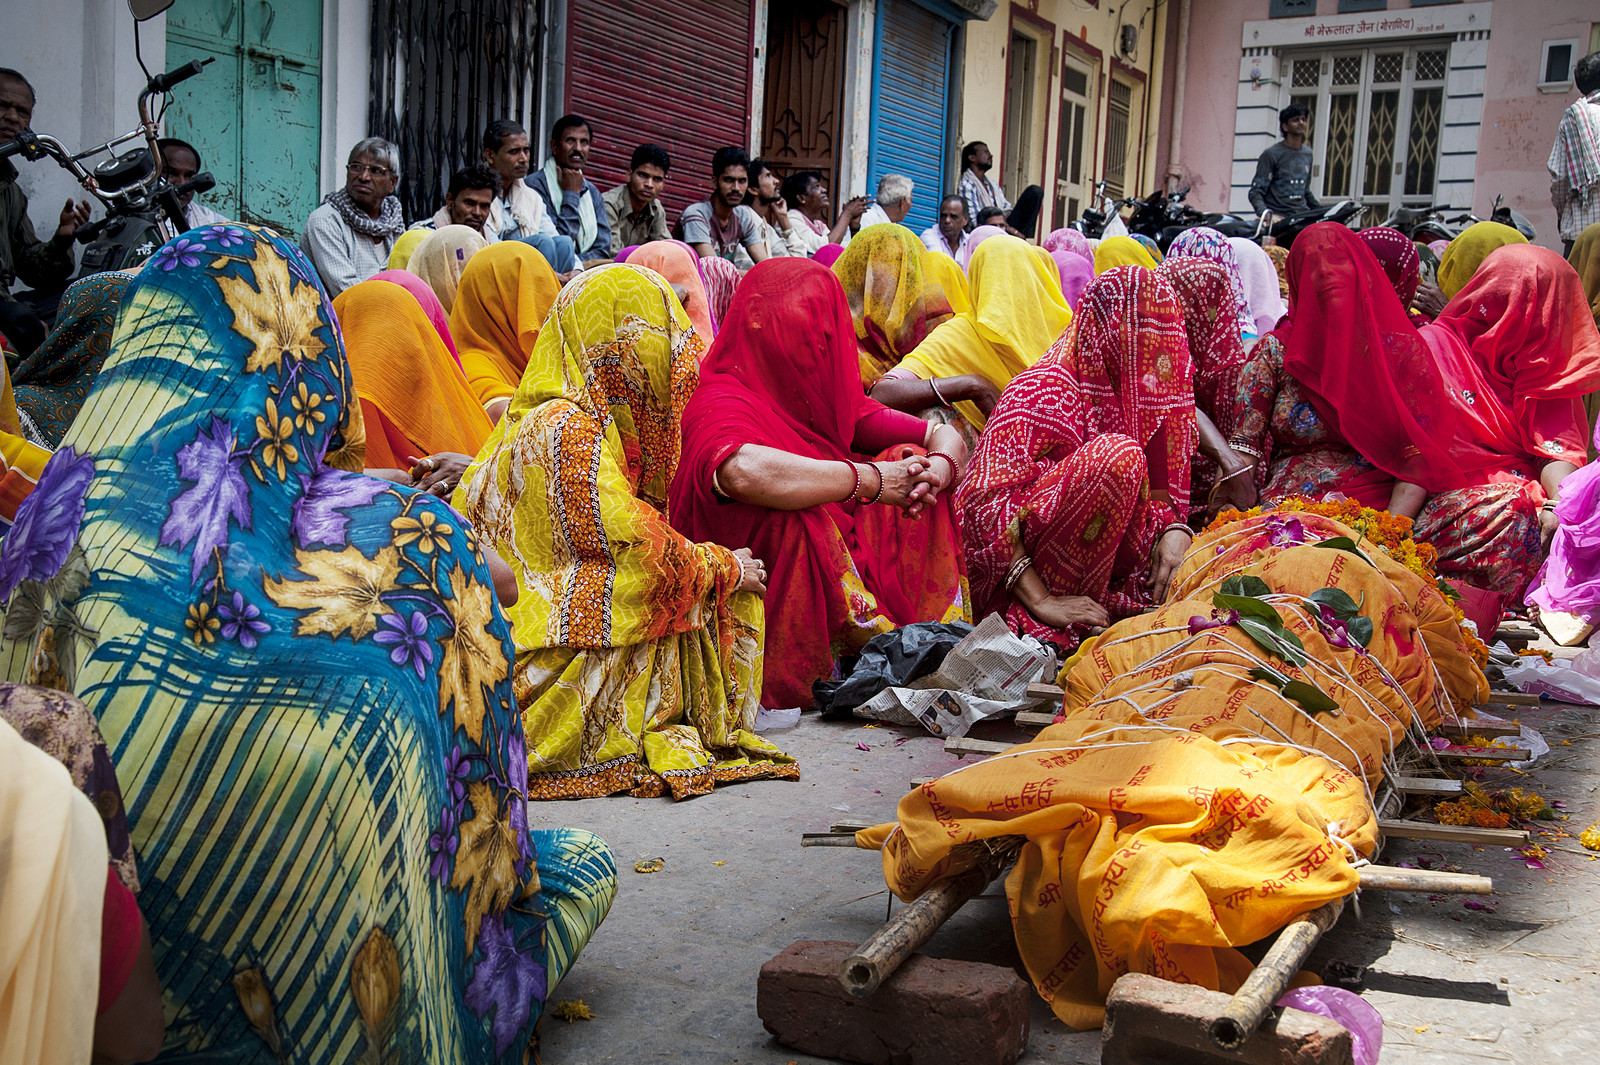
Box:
165, 0, 322, 237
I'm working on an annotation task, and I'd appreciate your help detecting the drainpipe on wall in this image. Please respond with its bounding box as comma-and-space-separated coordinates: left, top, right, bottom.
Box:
1165, 0, 1189, 194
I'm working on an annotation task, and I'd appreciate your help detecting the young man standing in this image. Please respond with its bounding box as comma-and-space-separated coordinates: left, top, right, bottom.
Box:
921, 194, 967, 257
481, 118, 575, 272
1248, 104, 1320, 227
603, 144, 672, 254
680, 147, 769, 269
1550, 52, 1600, 256
526, 114, 612, 264
410, 164, 499, 241
780, 170, 867, 255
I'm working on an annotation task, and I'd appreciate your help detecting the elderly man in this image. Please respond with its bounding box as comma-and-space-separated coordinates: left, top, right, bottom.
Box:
920, 194, 966, 257
680, 147, 768, 269
781, 169, 866, 255
1, 67, 89, 354
481, 118, 575, 272
301, 137, 405, 297
1551, 51, 1600, 256
526, 114, 611, 263
157, 138, 229, 229
410, 164, 498, 241
603, 143, 672, 254
858, 174, 913, 230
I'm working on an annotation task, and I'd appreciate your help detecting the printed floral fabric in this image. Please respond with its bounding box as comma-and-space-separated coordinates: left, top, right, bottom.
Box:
0, 225, 615, 1062
454, 264, 797, 798
1413, 480, 1544, 594
832, 225, 954, 382
11, 270, 135, 447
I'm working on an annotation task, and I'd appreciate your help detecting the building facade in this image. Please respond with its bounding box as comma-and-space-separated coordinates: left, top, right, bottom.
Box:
1172, 0, 1600, 249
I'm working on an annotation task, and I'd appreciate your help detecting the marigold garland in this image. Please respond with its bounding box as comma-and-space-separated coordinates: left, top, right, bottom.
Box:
1434, 783, 1551, 827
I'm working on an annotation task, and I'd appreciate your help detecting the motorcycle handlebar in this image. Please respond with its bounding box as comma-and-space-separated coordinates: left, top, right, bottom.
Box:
149, 58, 210, 93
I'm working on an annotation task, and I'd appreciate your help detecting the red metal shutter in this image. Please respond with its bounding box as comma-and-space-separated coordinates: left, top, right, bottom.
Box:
565, 1, 755, 223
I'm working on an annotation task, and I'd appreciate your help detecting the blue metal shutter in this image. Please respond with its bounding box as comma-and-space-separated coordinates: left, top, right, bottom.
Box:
869, 0, 954, 234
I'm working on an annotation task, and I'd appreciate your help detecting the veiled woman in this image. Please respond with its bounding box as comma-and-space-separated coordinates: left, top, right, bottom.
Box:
10, 271, 135, 448
452, 263, 798, 799
0, 225, 615, 1061
831, 224, 954, 382
450, 241, 563, 422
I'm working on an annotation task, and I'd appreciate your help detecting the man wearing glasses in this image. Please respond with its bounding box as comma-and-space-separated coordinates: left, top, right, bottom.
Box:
302, 138, 406, 297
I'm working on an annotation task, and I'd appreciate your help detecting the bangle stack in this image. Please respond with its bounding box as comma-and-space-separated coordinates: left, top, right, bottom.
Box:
1158, 522, 1194, 542
930, 377, 951, 406
863, 462, 887, 505
843, 461, 861, 502
1542, 500, 1559, 513
926, 450, 962, 485
1003, 555, 1033, 591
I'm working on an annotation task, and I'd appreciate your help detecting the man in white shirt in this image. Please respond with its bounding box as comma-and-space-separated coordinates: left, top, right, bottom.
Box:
157, 138, 229, 229
858, 174, 913, 231
408, 164, 499, 242
920, 194, 966, 258
746, 158, 808, 257
480, 118, 576, 272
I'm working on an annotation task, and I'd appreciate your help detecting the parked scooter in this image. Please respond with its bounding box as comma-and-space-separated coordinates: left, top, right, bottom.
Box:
0, 0, 208, 282
1097, 184, 1361, 251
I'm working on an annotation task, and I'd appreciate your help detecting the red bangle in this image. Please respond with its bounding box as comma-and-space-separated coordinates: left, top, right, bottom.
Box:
926, 450, 961, 484
844, 461, 861, 502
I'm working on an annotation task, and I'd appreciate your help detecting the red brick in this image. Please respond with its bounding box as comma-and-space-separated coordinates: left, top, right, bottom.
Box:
1102, 973, 1355, 1065
757, 939, 1030, 1065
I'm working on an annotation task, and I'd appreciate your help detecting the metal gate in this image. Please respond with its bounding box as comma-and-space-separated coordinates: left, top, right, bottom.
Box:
366, 0, 544, 222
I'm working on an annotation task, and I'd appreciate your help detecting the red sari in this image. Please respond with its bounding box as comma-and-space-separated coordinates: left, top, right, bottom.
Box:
670, 258, 968, 708
1414, 244, 1600, 591
957, 266, 1196, 650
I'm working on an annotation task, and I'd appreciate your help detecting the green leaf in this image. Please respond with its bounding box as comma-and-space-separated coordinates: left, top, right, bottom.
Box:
1220, 575, 1272, 599
1313, 536, 1374, 565
1212, 593, 1283, 623
1248, 665, 1289, 687
1346, 616, 1374, 648
1309, 587, 1361, 618
1237, 617, 1308, 667
1275, 624, 1309, 662
1282, 679, 1340, 712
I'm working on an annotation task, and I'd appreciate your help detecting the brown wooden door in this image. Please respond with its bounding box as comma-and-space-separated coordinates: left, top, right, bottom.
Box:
761, 0, 847, 198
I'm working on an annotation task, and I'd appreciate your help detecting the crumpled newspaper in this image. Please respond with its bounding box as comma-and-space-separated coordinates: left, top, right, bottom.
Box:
853, 613, 1051, 737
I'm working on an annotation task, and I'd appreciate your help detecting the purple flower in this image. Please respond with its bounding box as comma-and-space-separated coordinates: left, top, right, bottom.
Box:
464, 913, 549, 1056
1264, 515, 1307, 547
1187, 609, 1240, 635
159, 417, 253, 582
217, 590, 271, 649
291, 469, 387, 548
373, 610, 434, 680
428, 802, 458, 881
444, 744, 471, 805
202, 225, 245, 248
150, 237, 204, 272
1316, 604, 1354, 649
0, 447, 95, 599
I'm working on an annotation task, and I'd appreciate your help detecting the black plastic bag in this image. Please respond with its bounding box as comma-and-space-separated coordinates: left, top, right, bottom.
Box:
812, 621, 974, 719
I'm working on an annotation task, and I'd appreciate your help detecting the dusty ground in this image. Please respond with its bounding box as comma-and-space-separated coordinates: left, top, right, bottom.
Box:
536, 681, 1600, 1064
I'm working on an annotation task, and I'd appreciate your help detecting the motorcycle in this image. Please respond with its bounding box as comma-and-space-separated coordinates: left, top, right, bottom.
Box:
1379, 193, 1535, 245
1077, 181, 1360, 251
0, 0, 210, 282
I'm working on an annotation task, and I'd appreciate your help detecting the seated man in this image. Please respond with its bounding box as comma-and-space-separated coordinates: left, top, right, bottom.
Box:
858, 174, 913, 230
301, 137, 405, 297
974, 205, 1006, 228
525, 114, 611, 264
746, 158, 808, 257
958, 141, 1043, 240
1, 67, 88, 355
782, 169, 867, 255
481, 117, 576, 273
157, 138, 229, 229
603, 143, 672, 254
679, 147, 768, 269
410, 163, 498, 241
921, 194, 966, 257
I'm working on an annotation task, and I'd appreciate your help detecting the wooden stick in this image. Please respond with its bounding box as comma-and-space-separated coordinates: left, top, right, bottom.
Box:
1443, 722, 1525, 739
838, 864, 993, 998
1391, 775, 1463, 796
1377, 819, 1529, 845
1432, 747, 1531, 763
1210, 898, 1344, 1050
1025, 682, 1065, 701
945, 737, 1012, 757
1357, 866, 1493, 894
829, 819, 878, 834
1015, 710, 1057, 729
1482, 692, 1541, 707
801, 834, 867, 847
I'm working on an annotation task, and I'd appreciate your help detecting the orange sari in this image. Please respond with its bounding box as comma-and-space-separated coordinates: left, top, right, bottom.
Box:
332, 280, 493, 469
448, 241, 562, 409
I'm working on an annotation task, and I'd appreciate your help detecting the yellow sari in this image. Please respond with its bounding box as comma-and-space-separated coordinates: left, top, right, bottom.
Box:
449, 241, 562, 410
831, 225, 954, 382
923, 250, 971, 315
899, 234, 1072, 429
386, 228, 427, 271
1437, 220, 1527, 299
1093, 235, 1158, 274
453, 264, 797, 799
0, 360, 51, 524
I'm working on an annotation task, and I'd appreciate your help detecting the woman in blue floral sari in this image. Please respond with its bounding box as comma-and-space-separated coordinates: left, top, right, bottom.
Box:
0, 225, 616, 1062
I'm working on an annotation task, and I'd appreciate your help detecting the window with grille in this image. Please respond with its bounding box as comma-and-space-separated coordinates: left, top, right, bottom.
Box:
1269, 0, 1315, 17
1103, 79, 1133, 199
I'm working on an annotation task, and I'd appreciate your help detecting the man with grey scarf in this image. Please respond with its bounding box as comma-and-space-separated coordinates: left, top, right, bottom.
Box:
301, 138, 406, 297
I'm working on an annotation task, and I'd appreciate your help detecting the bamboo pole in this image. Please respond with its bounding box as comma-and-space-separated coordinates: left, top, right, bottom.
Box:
837, 858, 1004, 998
1357, 866, 1492, 894
1209, 899, 1344, 1051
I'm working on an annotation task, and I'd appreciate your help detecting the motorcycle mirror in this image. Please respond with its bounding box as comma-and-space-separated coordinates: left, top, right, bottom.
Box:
127, 0, 174, 21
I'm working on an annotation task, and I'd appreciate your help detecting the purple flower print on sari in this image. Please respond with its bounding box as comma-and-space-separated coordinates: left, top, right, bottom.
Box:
373, 610, 435, 680
464, 913, 549, 1056
444, 744, 471, 805
149, 237, 204, 272
428, 803, 459, 881
159, 417, 253, 582
217, 591, 271, 649
202, 225, 246, 249
0, 447, 95, 600
291, 469, 387, 549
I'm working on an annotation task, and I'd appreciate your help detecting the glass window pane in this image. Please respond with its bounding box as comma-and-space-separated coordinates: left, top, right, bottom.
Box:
1373, 52, 1403, 83
1405, 86, 1442, 196
1545, 44, 1573, 84
1333, 56, 1363, 86
1291, 59, 1320, 89
1362, 89, 1398, 197
1063, 66, 1088, 96
1415, 49, 1447, 82
1325, 94, 1358, 197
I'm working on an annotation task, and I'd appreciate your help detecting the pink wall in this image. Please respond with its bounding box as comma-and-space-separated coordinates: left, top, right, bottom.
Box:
1174, 1, 1595, 249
